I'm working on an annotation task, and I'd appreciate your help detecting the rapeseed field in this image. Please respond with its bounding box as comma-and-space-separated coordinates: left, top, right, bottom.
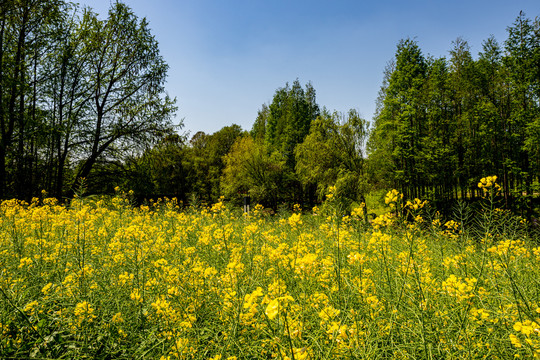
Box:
1, 180, 539, 359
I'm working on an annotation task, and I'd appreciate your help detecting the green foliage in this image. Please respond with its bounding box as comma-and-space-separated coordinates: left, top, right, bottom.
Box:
183, 125, 245, 203
0, 1, 177, 200
263, 79, 320, 167
70, 3, 177, 192
295, 109, 369, 210
125, 134, 189, 200
221, 136, 284, 207
248, 79, 321, 206
120, 125, 245, 204
1, 0, 540, 224
251, 104, 269, 141
369, 39, 428, 198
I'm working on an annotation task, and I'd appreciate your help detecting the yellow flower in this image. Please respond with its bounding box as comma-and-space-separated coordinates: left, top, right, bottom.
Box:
211, 197, 226, 213
347, 252, 366, 265
41, 282, 53, 295
384, 189, 402, 206
288, 213, 302, 227
18, 257, 33, 269
74, 301, 96, 322
111, 312, 124, 323
509, 334, 522, 348
351, 203, 365, 218
478, 175, 501, 195
319, 305, 340, 323
292, 347, 308, 360
265, 299, 280, 320
441, 275, 477, 301
265, 295, 294, 320
130, 288, 142, 303
24, 300, 39, 315
326, 186, 337, 200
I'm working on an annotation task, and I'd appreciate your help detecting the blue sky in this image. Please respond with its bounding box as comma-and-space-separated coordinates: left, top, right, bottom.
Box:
83, 0, 539, 137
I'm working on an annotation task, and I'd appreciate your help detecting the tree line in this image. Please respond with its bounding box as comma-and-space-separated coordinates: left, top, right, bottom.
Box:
129, 79, 368, 210
1, 1, 539, 216
369, 12, 540, 215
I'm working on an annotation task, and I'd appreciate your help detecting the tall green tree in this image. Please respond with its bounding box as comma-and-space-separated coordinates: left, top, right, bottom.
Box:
264, 79, 320, 166
70, 3, 176, 193
369, 39, 427, 198
448, 37, 482, 198
253, 79, 320, 204
41, 3, 94, 198
0, 1, 178, 200
475, 36, 512, 202
251, 104, 269, 141
367, 60, 395, 189
125, 134, 189, 200
0, 0, 63, 198
421, 56, 456, 200
504, 11, 540, 193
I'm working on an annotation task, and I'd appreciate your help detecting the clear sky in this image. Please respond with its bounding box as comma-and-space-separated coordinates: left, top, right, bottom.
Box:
82, 0, 539, 137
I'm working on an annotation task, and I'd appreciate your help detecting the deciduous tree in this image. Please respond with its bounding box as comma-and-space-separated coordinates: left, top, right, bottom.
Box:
70, 3, 176, 193
222, 136, 284, 207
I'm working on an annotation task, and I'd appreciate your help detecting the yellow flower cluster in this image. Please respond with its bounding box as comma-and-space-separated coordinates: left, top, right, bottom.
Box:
405, 198, 427, 211
487, 239, 529, 261
351, 203, 365, 219
478, 175, 502, 195
288, 212, 302, 227
265, 295, 294, 320
240, 287, 264, 325
372, 213, 395, 229
326, 185, 337, 201
0, 193, 538, 359
384, 189, 403, 208
72, 301, 97, 329
441, 275, 477, 301
511, 319, 540, 357
211, 196, 227, 213
478, 175, 498, 189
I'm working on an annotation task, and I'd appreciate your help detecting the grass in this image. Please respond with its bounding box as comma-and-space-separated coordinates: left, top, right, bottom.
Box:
0, 185, 539, 359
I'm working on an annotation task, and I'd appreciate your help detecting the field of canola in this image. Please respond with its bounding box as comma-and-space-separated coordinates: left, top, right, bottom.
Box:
1, 185, 540, 359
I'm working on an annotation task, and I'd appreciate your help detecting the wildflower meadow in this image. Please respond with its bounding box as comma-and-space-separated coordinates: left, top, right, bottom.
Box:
1, 178, 539, 359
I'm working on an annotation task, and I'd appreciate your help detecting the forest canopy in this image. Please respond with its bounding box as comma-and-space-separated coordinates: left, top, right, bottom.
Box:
1, 1, 539, 216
